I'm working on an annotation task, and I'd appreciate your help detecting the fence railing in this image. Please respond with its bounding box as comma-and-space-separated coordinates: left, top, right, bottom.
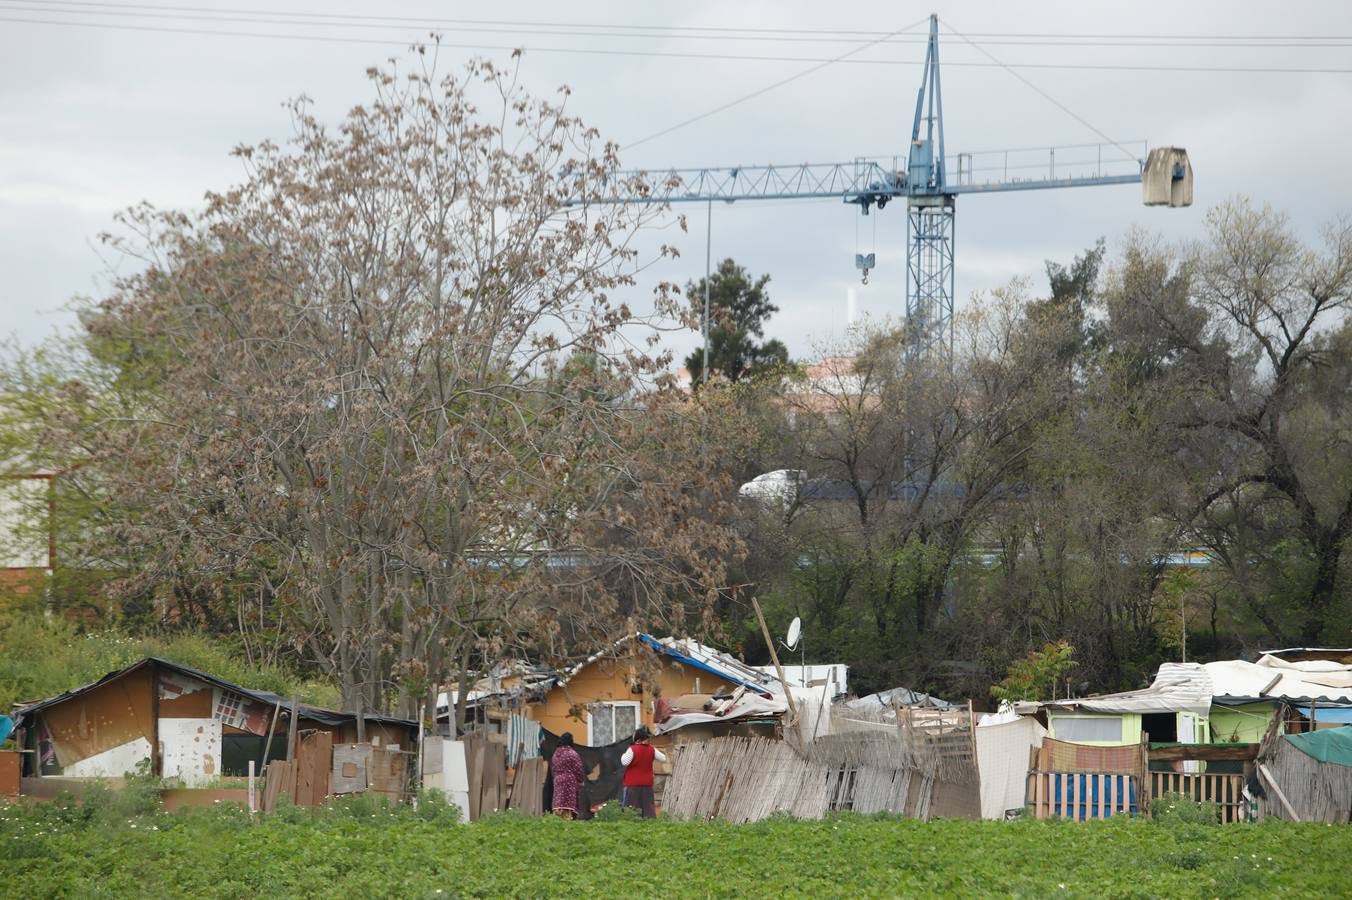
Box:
1149, 771, 1247, 823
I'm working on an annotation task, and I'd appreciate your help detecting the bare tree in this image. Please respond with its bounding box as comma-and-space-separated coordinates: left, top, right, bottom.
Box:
53, 54, 741, 719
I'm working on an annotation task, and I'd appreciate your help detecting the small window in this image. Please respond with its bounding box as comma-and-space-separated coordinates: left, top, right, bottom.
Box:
214, 690, 246, 729
587, 701, 639, 746
1053, 716, 1123, 743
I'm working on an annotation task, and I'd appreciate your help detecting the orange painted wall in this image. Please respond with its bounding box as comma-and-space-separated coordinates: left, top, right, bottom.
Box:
526, 648, 741, 743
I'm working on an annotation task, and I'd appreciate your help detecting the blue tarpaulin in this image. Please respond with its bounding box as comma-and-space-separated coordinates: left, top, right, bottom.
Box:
1298, 706, 1352, 724
1037, 773, 1137, 819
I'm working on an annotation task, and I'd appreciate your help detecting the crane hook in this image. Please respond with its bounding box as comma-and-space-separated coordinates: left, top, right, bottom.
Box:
855, 252, 875, 285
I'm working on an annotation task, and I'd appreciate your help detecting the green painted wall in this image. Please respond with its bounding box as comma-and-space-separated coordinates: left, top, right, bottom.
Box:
1208, 702, 1274, 744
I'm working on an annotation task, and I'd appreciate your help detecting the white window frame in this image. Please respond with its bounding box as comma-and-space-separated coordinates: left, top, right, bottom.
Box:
586, 701, 641, 746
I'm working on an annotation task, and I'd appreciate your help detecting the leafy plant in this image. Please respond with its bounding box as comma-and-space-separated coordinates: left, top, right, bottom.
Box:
1150, 792, 1219, 825
0, 798, 1333, 896
592, 801, 642, 822
991, 641, 1078, 702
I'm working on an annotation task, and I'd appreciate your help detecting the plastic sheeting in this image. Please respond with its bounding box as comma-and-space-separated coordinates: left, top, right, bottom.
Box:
539, 728, 631, 819
974, 717, 1046, 819
839, 687, 955, 715
506, 714, 541, 766
1285, 725, 1352, 766
653, 693, 788, 735
1207, 656, 1352, 705
1298, 706, 1352, 725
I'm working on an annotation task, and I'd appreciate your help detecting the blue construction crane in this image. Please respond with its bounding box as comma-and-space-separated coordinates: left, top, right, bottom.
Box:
584, 14, 1192, 357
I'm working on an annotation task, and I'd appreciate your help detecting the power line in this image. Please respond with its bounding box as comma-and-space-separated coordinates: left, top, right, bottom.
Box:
6, 0, 1352, 43
3, 14, 1352, 74
3, 1, 1352, 48
623, 16, 931, 150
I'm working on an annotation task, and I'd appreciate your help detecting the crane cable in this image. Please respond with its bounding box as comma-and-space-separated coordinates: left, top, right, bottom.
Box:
622, 15, 931, 150
940, 18, 1142, 164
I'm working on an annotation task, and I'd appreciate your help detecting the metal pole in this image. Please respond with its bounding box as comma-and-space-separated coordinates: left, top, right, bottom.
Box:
1180, 589, 1187, 664
702, 199, 712, 383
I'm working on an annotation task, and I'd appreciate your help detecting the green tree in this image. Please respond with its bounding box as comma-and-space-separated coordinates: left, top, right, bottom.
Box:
991, 641, 1078, 702
684, 259, 789, 384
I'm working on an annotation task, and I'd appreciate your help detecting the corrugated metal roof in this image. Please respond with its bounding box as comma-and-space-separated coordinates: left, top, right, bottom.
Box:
638, 634, 780, 697
1045, 662, 1213, 717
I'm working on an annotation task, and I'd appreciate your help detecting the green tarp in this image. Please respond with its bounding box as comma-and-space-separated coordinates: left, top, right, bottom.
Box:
1284, 725, 1352, 766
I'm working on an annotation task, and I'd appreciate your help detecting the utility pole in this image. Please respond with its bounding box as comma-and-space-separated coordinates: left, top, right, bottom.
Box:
702, 199, 711, 383
1180, 588, 1187, 664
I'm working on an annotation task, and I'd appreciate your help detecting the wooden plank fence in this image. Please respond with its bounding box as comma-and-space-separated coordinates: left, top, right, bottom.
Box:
1025, 771, 1137, 820
1026, 770, 1247, 822
1149, 771, 1246, 823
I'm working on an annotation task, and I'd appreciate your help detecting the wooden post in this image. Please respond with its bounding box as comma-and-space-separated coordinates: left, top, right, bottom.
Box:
247, 760, 256, 815
750, 595, 797, 724
1257, 763, 1300, 822
415, 696, 426, 808
809, 677, 831, 741
965, 699, 978, 762
150, 664, 161, 776
286, 694, 300, 762
1138, 729, 1150, 814
259, 699, 282, 773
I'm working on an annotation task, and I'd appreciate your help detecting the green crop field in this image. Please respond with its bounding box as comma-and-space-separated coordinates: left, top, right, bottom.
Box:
2, 795, 1347, 898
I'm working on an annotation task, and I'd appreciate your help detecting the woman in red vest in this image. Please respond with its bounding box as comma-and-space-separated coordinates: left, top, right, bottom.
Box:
620, 725, 667, 819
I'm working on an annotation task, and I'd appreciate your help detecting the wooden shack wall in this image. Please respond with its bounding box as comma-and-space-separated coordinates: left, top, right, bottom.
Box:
40, 666, 154, 767
158, 687, 213, 719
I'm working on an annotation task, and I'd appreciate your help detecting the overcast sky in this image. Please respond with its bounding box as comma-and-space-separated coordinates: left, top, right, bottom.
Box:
3, 0, 1350, 365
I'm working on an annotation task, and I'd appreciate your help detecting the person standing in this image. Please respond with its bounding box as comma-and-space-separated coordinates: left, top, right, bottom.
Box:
550, 732, 586, 820
620, 725, 666, 819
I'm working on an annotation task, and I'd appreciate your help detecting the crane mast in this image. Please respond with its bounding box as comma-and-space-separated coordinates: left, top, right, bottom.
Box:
580, 14, 1192, 358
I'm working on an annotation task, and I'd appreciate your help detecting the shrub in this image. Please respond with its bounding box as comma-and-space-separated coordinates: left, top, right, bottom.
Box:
410, 789, 462, 826
1149, 792, 1219, 825
592, 801, 642, 822
0, 611, 337, 712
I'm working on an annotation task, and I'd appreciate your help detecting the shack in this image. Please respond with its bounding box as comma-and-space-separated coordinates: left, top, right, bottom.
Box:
523, 633, 787, 744
1020, 654, 1352, 821
9, 657, 417, 789
1041, 662, 1214, 749
1255, 723, 1352, 822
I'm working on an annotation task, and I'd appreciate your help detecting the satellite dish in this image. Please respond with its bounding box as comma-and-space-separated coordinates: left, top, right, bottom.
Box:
785, 617, 802, 651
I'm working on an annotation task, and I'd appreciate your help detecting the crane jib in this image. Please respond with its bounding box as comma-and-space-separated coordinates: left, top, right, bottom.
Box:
567, 13, 1190, 359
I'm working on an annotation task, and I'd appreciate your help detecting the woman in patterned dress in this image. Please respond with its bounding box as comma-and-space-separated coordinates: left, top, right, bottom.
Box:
549, 732, 585, 819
